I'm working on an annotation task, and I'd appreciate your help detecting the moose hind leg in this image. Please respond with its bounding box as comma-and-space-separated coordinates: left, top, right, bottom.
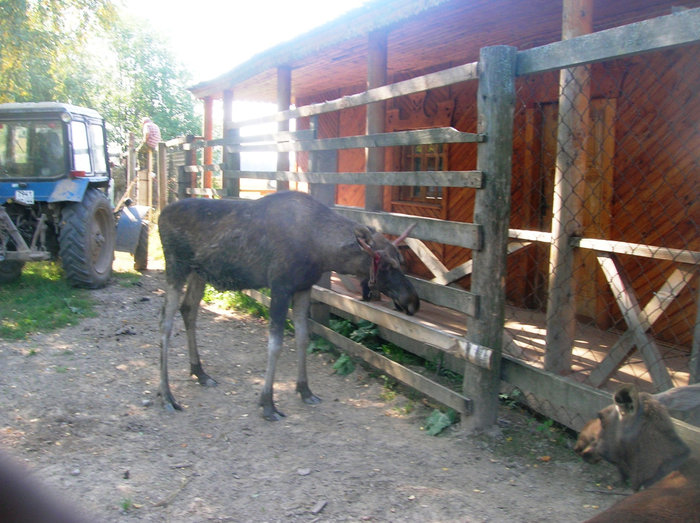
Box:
159, 284, 184, 411
293, 290, 320, 405
181, 274, 217, 387
259, 292, 291, 421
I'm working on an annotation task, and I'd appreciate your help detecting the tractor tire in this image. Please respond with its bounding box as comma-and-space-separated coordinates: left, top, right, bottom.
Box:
133, 222, 149, 271
59, 188, 115, 288
0, 260, 24, 283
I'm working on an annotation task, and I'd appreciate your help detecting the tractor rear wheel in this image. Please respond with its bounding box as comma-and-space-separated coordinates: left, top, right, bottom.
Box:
59, 188, 115, 288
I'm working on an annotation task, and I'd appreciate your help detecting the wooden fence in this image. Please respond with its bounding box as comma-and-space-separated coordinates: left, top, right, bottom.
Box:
161, 8, 700, 445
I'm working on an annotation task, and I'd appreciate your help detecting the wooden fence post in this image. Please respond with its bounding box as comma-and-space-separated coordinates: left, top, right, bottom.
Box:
463, 45, 516, 431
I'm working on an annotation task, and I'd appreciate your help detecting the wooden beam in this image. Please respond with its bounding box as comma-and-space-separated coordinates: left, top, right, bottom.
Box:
333, 207, 481, 250
223, 169, 483, 188
407, 276, 478, 318
276, 66, 291, 192
574, 238, 700, 264
588, 266, 694, 387
544, 0, 593, 374
463, 45, 517, 431
203, 96, 214, 195
309, 320, 473, 416
517, 7, 700, 75
230, 61, 479, 129
222, 89, 239, 198
224, 127, 482, 153
692, 282, 700, 384
595, 253, 673, 391
365, 29, 388, 211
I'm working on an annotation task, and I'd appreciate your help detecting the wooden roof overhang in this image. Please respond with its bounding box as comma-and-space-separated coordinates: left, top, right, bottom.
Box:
188, 0, 686, 104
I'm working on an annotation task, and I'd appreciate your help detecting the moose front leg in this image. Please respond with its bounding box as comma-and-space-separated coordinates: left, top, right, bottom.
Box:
293, 289, 321, 405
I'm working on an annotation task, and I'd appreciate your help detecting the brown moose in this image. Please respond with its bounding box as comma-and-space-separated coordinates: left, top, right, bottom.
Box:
575, 385, 700, 522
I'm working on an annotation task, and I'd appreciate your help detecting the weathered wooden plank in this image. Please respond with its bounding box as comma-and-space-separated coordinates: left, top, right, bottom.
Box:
225, 128, 483, 153
517, 8, 700, 76
596, 253, 674, 391
230, 61, 479, 129
588, 266, 694, 387
404, 238, 449, 279
186, 187, 218, 197
574, 238, 700, 264
407, 276, 478, 317
509, 229, 552, 243
334, 207, 482, 250
309, 320, 473, 416
311, 286, 461, 352
222, 169, 482, 188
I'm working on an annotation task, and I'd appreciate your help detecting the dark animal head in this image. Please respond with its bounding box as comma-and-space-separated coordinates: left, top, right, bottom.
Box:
355, 224, 419, 316
575, 385, 690, 490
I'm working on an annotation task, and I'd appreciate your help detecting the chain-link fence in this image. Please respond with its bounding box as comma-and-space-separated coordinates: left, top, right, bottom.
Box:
506, 41, 699, 427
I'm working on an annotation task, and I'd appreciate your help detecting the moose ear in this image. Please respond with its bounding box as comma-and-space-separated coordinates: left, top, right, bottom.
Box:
614, 385, 639, 416
354, 226, 374, 244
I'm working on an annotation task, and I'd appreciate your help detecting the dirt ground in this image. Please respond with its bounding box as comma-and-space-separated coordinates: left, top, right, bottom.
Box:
0, 258, 626, 522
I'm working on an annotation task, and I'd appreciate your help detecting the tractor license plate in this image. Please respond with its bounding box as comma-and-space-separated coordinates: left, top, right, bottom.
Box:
14, 190, 34, 205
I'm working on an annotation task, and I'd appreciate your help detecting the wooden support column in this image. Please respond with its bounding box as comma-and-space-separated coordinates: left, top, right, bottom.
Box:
157, 141, 167, 210
544, 0, 593, 374
308, 115, 336, 326
203, 96, 214, 196
691, 281, 700, 384
365, 29, 387, 211
222, 89, 240, 198
277, 66, 291, 192
463, 45, 517, 431
127, 132, 135, 195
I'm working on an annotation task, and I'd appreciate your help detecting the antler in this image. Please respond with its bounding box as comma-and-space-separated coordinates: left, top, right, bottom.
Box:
356, 237, 376, 256
392, 223, 416, 246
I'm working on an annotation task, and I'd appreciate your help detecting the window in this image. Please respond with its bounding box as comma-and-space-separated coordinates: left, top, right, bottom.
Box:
90, 123, 107, 173
71, 121, 91, 173
397, 144, 447, 203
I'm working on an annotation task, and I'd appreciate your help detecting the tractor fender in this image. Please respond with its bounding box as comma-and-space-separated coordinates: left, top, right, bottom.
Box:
115, 205, 150, 254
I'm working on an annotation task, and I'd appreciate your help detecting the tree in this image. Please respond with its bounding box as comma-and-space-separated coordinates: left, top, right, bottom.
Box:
0, 0, 200, 148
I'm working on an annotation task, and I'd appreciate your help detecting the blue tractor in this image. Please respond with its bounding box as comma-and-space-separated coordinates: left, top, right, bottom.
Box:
0, 102, 149, 287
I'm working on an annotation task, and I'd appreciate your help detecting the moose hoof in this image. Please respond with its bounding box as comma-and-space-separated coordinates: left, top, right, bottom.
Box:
296, 382, 321, 405
303, 394, 322, 405
263, 406, 286, 421
159, 390, 183, 412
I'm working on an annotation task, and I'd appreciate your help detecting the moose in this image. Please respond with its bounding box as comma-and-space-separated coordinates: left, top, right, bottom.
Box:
574, 385, 700, 522
158, 191, 419, 420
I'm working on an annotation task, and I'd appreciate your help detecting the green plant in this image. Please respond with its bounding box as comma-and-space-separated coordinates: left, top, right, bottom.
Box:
0, 262, 96, 339
120, 498, 133, 512
308, 336, 334, 354
424, 408, 458, 436
332, 353, 355, 376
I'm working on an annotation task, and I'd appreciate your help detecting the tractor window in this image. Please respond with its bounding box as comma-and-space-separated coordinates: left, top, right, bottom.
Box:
71, 120, 92, 173
0, 121, 66, 178
89, 123, 107, 174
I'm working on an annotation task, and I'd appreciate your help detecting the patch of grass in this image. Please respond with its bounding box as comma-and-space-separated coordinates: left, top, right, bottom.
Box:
112, 268, 142, 286
0, 262, 96, 340
203, 286, 271, 320
119, 498, 133, 512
